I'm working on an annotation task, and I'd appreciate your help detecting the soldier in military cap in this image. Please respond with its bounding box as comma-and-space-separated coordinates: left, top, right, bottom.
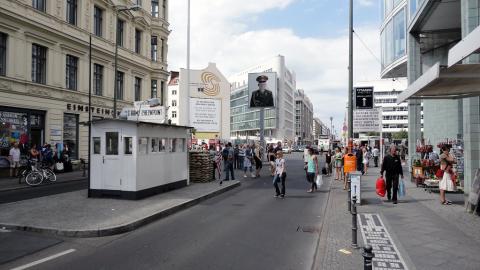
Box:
250, 75, 274, 107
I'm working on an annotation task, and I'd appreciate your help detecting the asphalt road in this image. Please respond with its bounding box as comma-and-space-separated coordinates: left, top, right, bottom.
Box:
2, 153, 330, 270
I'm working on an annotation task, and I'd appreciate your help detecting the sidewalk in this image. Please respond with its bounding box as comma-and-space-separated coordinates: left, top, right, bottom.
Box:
0, 170, 86, 192
316, 166, 480, 270
0, 180, 240, 237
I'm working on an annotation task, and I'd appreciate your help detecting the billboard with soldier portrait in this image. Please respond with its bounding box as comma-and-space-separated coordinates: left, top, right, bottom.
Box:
248, 72, 277, 108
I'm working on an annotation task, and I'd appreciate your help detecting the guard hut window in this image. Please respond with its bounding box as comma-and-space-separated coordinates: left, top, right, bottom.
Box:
171, 138, 177, 152
124, 137, 133, 155
139, 137, 148, 154
159, 138, 166, 152
151, 138, 159, 152
105, 132, 119, 155
93, 137, 101, 154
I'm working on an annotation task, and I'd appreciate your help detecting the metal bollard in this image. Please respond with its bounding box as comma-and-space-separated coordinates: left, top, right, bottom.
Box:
362, 245, 375, 270
351, 195, 358, 248
347, 175, 351, 212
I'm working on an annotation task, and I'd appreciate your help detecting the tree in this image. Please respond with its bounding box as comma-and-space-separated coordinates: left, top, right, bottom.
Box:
392, 129, 408, 140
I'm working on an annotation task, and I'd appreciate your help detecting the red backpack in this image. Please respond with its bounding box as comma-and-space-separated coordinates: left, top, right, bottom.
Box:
376, 176, 386, 197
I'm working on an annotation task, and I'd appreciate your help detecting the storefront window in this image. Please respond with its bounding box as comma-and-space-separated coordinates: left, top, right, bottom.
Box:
0, 107, 44, 159
63, 113, 78, 159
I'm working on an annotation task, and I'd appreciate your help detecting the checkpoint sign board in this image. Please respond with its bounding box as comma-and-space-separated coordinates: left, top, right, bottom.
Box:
355, 87, 374, 109
353, 107, 382, 133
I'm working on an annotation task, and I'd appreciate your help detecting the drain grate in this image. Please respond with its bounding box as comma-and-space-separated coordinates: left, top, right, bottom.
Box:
297, 225, 320, 233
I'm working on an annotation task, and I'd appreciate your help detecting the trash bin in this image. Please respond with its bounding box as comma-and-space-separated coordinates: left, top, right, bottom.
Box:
350, 171, 361, 204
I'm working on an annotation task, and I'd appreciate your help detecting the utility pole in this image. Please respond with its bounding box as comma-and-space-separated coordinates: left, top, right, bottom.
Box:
348, 0, 354, 148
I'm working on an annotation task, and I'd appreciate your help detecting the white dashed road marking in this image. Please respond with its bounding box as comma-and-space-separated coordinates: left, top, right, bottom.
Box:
10, 249, 76, 270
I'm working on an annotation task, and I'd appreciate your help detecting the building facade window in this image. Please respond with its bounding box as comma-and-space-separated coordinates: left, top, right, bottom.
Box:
117, 71, 124, 100
172, 100, 176, 106
66, 55, 78, 90
381, 8, 406, 69
32, 0, 46, 12
32, 44, 47, 84
94, 6, 103, 37
172, 90, 177, 95
63, 113, 79, 159
117, 19, 124, 47
151, 0, 159, 18
172, 111, 176, 118
151, 36, 157, 61
162, 0, 167, 18
160, 81, 165, 105
134, 77, 142, 101
93, 64, 103, 96
136, 0, 142, 6
135, 29, 142, 54
160, 38, 165, 61
151, 79, 157, 98
66, 0, 77, 25
0, 33, 6, 76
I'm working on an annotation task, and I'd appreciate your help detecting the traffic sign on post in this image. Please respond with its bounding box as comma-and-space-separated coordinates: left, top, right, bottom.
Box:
355, 87, 373, 109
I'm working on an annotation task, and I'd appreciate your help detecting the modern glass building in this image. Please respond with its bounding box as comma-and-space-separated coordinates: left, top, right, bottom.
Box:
229, 55, 296, 144
392, 0, 480, 198
380, 0, 408, 78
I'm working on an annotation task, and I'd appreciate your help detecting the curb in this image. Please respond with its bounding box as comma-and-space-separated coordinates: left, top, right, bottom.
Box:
0, 177, 87, 193
0, 181, 241, 238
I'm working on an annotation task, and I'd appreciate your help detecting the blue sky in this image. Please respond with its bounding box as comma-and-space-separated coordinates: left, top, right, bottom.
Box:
246, 0, 381, 38
169, 0, 382, 137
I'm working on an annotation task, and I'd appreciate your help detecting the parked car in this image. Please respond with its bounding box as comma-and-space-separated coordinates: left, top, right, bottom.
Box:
282, 146, 291, 153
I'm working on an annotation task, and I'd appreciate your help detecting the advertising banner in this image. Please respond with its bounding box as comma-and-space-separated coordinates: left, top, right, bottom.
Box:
353, 107, 382, 132
248, 72, 277, 108
189, 98, 221, 132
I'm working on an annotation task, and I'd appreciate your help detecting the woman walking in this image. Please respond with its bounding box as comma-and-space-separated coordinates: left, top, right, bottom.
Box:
439, 146, 456, 205
334, 147, 343, 181
305, 148, 319, 193
273, 150, 287, 198
243, 145, 254, 178
362, 147, 370, 175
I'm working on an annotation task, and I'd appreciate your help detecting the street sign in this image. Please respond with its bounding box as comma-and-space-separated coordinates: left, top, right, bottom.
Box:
355, 87, 374, 109
353, 107, 382, 132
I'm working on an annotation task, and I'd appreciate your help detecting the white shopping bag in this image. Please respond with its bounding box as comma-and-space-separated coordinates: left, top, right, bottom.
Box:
315, 174, 323, 187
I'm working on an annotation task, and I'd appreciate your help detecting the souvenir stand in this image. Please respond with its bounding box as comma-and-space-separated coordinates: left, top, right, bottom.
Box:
411, 139, 436, 187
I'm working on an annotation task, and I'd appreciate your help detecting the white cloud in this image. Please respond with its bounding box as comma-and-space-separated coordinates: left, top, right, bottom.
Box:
168, 0, 381, 136
358, 0, 375, 6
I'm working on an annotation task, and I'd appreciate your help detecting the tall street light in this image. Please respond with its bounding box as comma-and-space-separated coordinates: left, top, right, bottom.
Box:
113, 5, 141, 118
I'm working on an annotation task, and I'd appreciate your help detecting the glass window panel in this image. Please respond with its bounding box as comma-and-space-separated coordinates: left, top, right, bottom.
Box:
138, 137, 148, 154
125, 137, 133, 154
0, 33, 6, 76
171, 138, 176, 152
151, 137, 158, 152
93, 137, 101, 154
159, 138, 166, 152
105, 132, 119, 155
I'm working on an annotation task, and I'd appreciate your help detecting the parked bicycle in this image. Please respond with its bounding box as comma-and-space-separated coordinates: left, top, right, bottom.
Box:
19, 160, 57, 186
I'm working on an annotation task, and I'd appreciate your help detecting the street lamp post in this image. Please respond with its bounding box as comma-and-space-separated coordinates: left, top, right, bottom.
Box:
113, 5, 140, 118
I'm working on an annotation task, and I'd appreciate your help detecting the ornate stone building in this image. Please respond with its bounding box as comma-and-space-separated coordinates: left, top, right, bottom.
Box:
0, 0, 170, 160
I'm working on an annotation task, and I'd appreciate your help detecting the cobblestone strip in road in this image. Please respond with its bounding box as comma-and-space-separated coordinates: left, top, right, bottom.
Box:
359, 213, 408, 270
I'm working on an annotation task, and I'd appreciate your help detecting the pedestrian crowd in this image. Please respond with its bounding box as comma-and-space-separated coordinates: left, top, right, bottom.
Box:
7, 142, 73, 177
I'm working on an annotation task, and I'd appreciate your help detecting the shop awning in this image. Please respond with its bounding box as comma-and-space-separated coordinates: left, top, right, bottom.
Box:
397, 62, 480, 104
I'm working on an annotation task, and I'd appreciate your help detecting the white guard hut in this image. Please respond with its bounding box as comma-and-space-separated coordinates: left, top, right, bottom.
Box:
90, 119, 191, 199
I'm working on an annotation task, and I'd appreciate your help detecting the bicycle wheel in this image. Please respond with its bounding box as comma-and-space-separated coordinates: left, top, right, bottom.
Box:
25, 171, 43, 186
18, 167, 29, 183
44, 169, 56, 182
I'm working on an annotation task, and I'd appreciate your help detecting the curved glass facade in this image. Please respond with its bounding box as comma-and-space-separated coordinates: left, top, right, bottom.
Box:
409, 0, 425, 20
381, 7, 406, 70
381, 0, 405, 21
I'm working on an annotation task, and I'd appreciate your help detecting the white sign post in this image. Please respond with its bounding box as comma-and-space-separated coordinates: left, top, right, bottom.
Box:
353, 108, 382, 133
189, 98, 221, 132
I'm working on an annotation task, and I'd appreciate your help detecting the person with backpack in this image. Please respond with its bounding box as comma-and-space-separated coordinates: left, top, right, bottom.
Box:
222, 142, 235, 183
243, 144, 254, 178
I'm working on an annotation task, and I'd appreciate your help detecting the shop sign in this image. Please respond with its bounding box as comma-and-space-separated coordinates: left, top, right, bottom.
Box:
66, 104, 114, 117
353, 108, 382, 132
189, 98, 221, 132
124, 106, 166, 124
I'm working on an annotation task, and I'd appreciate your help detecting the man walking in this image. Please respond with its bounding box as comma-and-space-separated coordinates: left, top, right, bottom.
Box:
372, 145, 380, 167
380, 145, 404, 204
222, 142, 235, 183
233, 145, 239, 169
9, 142, 21, 177
237, 144, 245, 170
